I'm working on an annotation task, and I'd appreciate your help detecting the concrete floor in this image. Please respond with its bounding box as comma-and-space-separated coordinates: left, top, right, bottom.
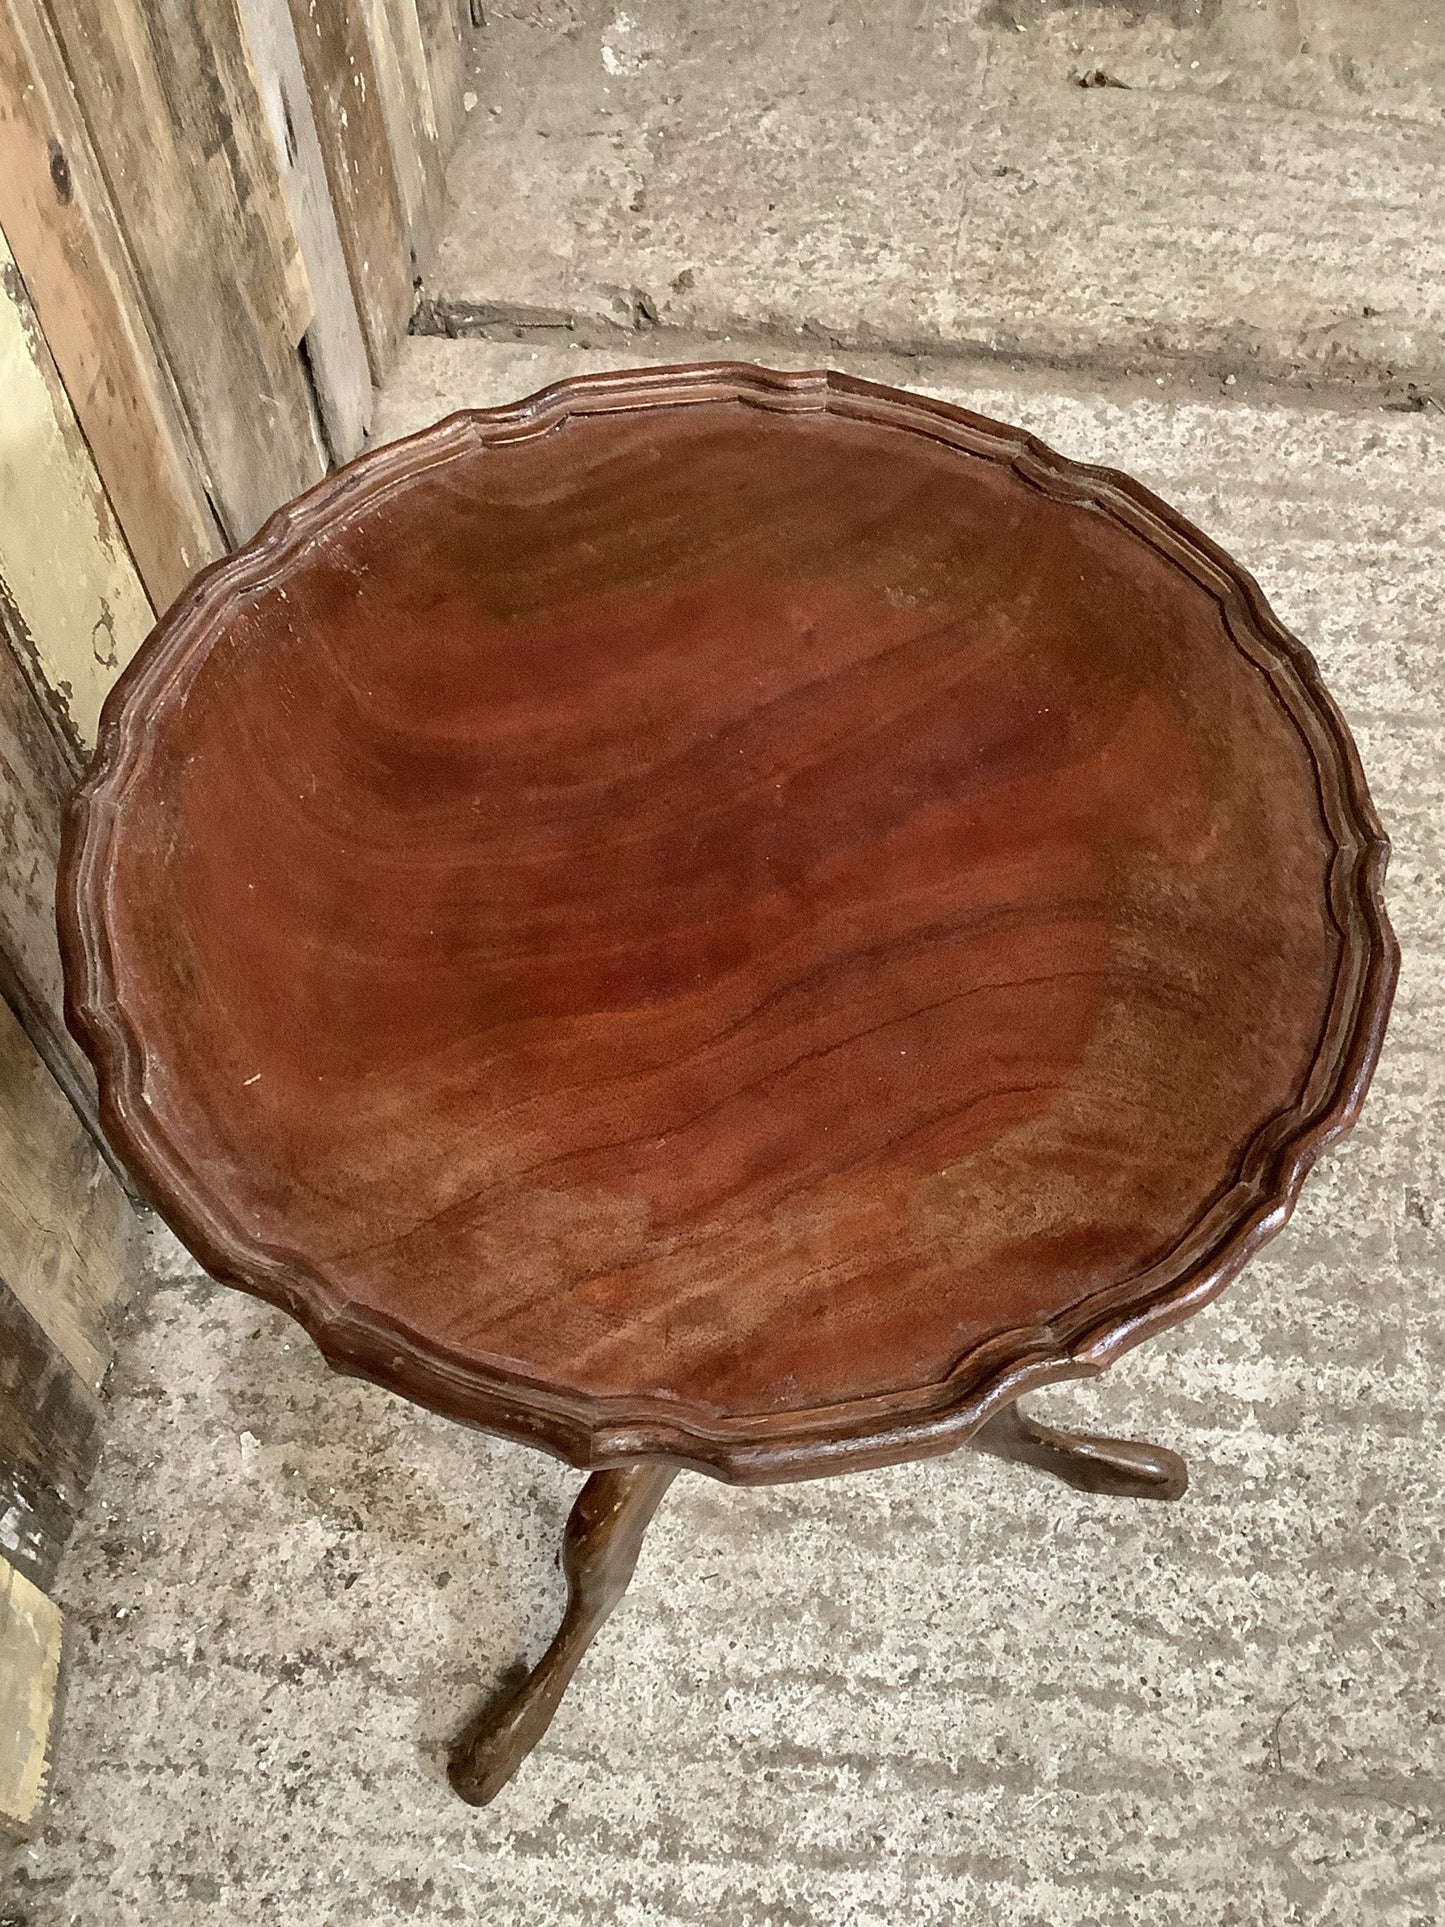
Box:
7, 5, 1445, 1922
427, 0, 1445, 400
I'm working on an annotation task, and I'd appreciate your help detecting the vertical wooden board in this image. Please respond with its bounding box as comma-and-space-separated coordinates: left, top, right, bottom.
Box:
391, 0, 449, 227
287, 0, 412, 379
0, 993, 135, 1396
0, 625, 71, 1015
414, 0, 465, 155
367, 0, 447, 268
235, 0, 372, 461
0, 233, 153, 752
0, 606, 97, 1113
189, 0, 317, 345
361, 0, 434, 270
42, 0, 326, 543
0, 1281, 102, 1592
0, 1556, 62, 1830
0, 0, 223, 612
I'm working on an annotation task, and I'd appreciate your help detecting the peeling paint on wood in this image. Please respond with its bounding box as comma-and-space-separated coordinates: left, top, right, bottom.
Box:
0, 230, 152, 750
0, 1553, 61, 1830
0, 0, 223, 611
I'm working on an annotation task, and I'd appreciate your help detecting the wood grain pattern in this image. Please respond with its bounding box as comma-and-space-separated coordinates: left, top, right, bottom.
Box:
413, 0, 466, 157
59, 365, 1397, 1484
0, 229, 148, 1154
0, 0, 224, 609
363, 0, 446, 273
41, 0, 325, 543
0, 991, 134, 1395
0, 989, 133, 1598
0, 232, 153, 751
287, 0, 412, 379
234, 0, 373, 462
0, 605, 95, 1112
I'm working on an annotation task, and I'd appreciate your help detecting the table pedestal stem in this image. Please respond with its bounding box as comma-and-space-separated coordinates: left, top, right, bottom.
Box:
971, 1398, 1188, 1500
449, 1461, 677, 1806
449, 1398, 1184, 1804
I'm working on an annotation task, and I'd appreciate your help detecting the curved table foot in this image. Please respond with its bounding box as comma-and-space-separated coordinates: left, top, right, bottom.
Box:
449, 1462, 677, 1806
972, 1399, 1188, 1501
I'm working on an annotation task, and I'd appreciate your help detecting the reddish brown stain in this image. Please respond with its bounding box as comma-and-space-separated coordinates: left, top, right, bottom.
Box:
64, 373, 1386, 1466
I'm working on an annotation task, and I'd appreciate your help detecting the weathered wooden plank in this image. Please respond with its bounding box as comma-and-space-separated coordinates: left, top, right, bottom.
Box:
235, 0, 372, 461
414, 0, 465, 156
0, 1281, 101, 1593
0, 558, 78, 1000
389, 0, 448, 226
0, 992, 135, 1397
287, 0, 412, 378
0, 604, 98, 1111
41, 0, 326, 543
0, 1554, 62, 1830
0, 230, 153, 751
363, 0, 446, 272
0, 0, 223, 611
0, 227, 150, 1140
0, 600, 124, 1180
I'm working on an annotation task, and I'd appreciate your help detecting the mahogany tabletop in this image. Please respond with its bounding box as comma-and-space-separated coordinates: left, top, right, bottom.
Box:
59, 364, 1396, 1483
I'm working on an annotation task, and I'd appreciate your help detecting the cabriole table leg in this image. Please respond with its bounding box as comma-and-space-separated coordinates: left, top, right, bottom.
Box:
972, 1398, 1188, 1501
449, 1461, 677, 1805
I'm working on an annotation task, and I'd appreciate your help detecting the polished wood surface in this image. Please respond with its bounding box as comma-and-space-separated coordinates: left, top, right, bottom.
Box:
59, 364, 1396, 1481
449, 1462, 676, 1806
971, 1399, 1188, 1503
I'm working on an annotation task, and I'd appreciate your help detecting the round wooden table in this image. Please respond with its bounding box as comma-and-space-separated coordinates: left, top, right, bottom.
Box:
59, 364, 1396, 1803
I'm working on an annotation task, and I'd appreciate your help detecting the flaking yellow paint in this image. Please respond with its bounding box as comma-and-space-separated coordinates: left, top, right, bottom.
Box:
0, 226, 153, 748
0, 1555, 62, 1828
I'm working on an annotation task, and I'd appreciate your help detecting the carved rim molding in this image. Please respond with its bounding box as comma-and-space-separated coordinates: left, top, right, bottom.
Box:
59, 362, 1399, 1484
